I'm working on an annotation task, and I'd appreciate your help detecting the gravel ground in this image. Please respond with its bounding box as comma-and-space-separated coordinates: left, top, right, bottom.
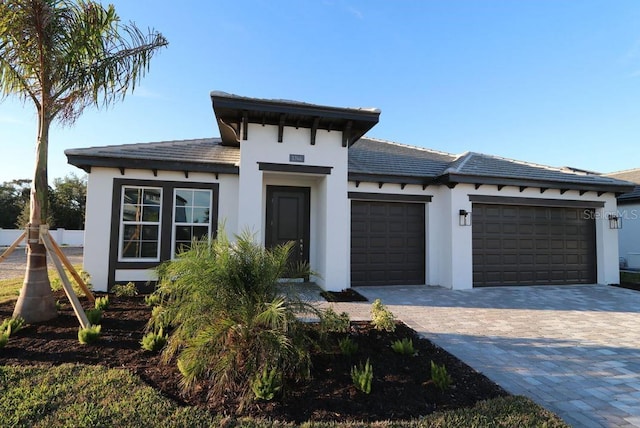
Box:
0, 247, 84, 281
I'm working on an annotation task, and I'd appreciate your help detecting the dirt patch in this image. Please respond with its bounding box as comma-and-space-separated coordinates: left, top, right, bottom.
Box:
0, 292, 508, 423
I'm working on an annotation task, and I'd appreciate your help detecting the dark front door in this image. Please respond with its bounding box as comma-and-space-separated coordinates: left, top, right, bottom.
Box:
265, 186, 310, 270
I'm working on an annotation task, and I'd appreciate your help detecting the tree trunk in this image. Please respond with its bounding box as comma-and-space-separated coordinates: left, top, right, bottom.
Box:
13, 113, 56, 323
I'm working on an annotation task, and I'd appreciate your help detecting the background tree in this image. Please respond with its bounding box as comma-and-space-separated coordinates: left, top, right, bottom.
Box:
0, 179, 30, 228
0, 0, 167, 323
49, 174, 86, 229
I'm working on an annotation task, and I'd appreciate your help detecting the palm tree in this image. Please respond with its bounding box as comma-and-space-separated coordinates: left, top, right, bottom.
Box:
0, 0, 167, 323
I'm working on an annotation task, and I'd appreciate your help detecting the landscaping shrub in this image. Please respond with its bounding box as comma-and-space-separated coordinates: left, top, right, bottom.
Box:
319, 307, 350, 333
251, 366, 282, 401
0, 331, 8, 349
140, 328, 167, 352
144, 293, 161, 307
112, 282, 138, 297
370, 299, 396, 332
150, 231, 320, 410
351, 359, 373, 394
431, 360, 452, 392
338, 336, 358, 357
78, 325, 101, 345
85, 308, 102, 325
94, 296, 110, 310
391, 338, 415, 356
0, 317, 24, 336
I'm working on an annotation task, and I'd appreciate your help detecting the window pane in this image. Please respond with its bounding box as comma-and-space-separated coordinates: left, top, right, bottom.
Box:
123, 224, 141, 240
175, 241, 191, 255
192, 208, 209, 223
140, 242, 158, 258
124, 188, 142, 205
175, 189, 193, 206
175, 226, 191, 241
141, 225, 159, 240
174, 205, 188, 223
122, 241, 140, 258
142, 205, 160, 222
193, 226, 209, 239
122, 204, 140, 221
193, 190, 211, 207
143, 189, 161, 205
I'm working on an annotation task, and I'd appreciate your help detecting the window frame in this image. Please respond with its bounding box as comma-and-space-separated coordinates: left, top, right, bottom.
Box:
171, 187, 214, 258
118, 185, 163, 262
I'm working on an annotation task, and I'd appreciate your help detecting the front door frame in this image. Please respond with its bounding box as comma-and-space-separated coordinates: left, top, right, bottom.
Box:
265, 185, 311, 267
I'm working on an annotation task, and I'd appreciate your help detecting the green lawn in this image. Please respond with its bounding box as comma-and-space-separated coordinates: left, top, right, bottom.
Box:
0, 364, 568, 428
621, 270, 640, 284
0, 264, 84, 304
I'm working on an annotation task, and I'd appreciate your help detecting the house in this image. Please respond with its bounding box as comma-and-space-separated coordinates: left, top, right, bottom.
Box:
605, 169, 640, 269
65, 91, 634, 292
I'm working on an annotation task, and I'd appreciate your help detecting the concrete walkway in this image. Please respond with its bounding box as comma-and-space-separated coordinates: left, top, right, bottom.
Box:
323, 285, 640, 428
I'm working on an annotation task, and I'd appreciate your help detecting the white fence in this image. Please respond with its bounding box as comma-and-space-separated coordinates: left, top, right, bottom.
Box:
0, 228, 84, 247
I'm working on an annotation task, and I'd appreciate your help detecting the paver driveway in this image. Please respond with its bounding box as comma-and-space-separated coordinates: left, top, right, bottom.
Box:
331, 285, 640, 428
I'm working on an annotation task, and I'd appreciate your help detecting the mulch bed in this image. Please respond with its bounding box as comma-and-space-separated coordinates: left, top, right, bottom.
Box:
0, 292, 508, 423
615, 283, 640, 292
320, 288, 368, 302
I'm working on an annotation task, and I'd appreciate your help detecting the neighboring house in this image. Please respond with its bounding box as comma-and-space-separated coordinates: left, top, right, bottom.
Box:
605, 169, 640, 269
65, 91, 634, 292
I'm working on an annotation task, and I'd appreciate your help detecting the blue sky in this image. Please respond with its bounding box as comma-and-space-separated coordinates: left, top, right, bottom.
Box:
2, 0, 640, 183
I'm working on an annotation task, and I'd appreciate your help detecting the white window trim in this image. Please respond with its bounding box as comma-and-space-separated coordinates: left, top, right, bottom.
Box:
118, 185, 163, 262
171, 188, 213, 258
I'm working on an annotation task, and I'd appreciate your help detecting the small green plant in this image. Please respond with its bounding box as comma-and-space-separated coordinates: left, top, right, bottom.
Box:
251, 366, 282, 401
320, 307, 350, 333
0, 317, 24, 336
391, 337, 415, 355
112, 282, 138, 297
430, 360, 452, 392
94, 296, 110, 310
140, 328, 168, 352
144, 293, 161, 307
338, 336, 358, 357
0, 332, 8, 349
350, 359, 373, 394
55, 300, 65, 311
78, 325, 101, 345
85, 308, 103, 325
370, 298, 396, 332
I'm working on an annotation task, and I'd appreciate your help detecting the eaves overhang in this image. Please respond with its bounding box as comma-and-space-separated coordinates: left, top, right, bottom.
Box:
211, 91, 380, 147
439, 173, 635, 196
66, 153, 239, 176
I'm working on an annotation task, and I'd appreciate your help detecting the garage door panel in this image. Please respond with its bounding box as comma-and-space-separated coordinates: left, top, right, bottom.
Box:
351, 201, 425, 286
473, 204, 596, 287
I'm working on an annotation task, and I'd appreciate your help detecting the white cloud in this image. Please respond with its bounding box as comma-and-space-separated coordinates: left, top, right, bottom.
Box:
131, 86, 164, 100
0, 114, 26, 125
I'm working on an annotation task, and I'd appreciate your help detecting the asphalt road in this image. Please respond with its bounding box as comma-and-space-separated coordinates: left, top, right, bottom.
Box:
0, 247, 84, 281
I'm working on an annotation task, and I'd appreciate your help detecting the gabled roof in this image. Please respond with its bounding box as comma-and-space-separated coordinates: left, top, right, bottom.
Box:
604, 168, 640, 202
211, 91, 380, 147
65, 138, 239, 175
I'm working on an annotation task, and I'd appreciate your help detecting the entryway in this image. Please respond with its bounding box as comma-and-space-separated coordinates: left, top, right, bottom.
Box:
265, 186, 310, 268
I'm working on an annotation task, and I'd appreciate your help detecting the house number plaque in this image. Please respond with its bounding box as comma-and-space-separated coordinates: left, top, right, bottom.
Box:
289, 154, 305, 163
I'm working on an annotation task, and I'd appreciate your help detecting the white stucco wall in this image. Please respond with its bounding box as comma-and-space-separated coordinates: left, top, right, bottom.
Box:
617, 203, 640, 269
83, 167, 238, 291
237, 123, 350, 291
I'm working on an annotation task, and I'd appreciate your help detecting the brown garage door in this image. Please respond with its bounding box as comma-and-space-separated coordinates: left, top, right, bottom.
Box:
351, 201, 425, 286
472, 204, 596, 287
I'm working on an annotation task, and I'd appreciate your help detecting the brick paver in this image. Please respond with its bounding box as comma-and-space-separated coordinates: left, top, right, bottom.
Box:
320, 284, 640, 428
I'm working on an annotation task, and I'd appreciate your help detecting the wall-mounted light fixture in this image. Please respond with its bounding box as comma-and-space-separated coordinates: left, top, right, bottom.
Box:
608, 214, 622, 230
459, 209, 471, 226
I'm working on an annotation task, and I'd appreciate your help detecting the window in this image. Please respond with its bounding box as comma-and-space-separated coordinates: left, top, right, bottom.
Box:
173, 188, 212, 255
119, 186, 162, 260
